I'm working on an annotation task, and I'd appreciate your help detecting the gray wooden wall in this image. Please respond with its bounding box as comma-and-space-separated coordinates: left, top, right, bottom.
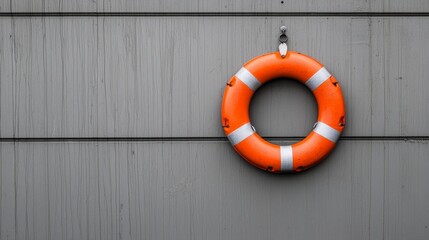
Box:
1, 2, 429, 240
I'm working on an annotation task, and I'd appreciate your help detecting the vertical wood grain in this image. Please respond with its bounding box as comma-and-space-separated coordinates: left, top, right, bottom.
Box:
0, 18, 13, 137
15, 143, 49, 240
1, 141, 428, 239
2, 0, 429, 12
0, 5, 428, 240
2, 17, 429, 138
0, 143, 15, 240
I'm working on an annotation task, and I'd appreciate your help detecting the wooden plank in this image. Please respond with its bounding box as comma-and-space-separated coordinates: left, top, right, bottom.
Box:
377, 19, 429, 136
0, 143, 15, 240
2, 0, 429, 12
384, 141, 429, 239
1, 141, 428, 239
14, 143, 49, 240
1, 17, 429, 138
369, 142, 385, 240
47, 143, 101, 239
0, 18, 13, 137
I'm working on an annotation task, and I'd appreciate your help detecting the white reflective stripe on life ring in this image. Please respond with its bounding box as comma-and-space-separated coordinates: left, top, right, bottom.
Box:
227, 122, 255, 146
313, 121, 341, 143
305, 67, 331, 91
235, 67, 261, 92
280, 145, 293, 172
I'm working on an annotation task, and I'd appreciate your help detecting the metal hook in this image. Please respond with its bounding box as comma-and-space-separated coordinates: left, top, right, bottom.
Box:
279, 26, 288, 43
279, 26, 288, 58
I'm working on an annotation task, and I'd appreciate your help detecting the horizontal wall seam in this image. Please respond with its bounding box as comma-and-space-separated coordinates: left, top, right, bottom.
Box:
0, 12, 429, 17
0, 136, 429, 142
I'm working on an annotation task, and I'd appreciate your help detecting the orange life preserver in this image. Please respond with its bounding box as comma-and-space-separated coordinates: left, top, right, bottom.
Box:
221, 51, 346, 173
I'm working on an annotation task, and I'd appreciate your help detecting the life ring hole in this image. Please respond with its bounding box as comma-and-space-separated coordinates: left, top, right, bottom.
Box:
339, 116, 345, 127
330, 77, 339, 87
296, 166, 306, 172
250, 78, 317, 140
226, 78, 236, 87
223, 118, 229, 128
